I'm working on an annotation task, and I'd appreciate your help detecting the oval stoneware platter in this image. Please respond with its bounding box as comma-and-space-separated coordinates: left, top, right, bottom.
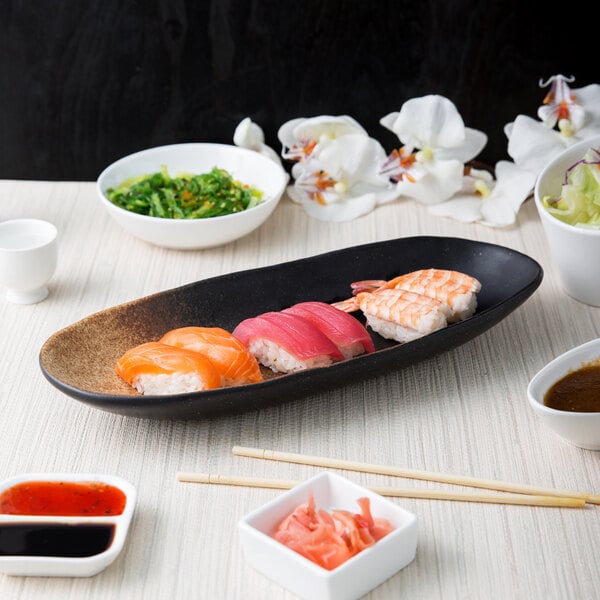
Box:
39, 236, 543, 419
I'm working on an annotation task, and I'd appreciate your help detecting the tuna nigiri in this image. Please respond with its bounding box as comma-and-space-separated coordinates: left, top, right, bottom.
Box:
159, 326, 263, 386
355, 288, 448, 343
282, 301, 375, 358
115, 341, 222, 395
351, 268, 481, 322
232, 311, 343, 374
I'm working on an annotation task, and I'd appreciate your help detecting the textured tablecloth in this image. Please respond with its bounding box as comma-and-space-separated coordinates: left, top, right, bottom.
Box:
1, 180, 599, 599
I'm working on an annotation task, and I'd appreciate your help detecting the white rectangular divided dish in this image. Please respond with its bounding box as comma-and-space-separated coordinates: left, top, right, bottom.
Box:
238, 471, 418, 600
0, 473, 136, 577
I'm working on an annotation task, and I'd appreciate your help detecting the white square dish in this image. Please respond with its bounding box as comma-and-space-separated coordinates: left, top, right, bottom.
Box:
238, 471, 418, 600
0, 472, 136, 577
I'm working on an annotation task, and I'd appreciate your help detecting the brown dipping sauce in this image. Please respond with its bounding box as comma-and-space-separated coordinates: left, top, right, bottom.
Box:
544, 360, 600, 412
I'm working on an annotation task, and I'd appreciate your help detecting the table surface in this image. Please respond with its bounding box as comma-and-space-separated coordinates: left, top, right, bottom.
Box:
1, 179, 599, 600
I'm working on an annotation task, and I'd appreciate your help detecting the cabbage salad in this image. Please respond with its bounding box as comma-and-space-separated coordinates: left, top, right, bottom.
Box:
542, 147, 600, 229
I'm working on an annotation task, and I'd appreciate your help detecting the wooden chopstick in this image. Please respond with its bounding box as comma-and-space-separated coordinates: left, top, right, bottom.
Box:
232, 446, 600, 505
175, 472, 586, 508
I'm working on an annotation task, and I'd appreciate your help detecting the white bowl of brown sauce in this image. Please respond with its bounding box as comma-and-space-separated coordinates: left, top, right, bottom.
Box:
527, 338, 600, 450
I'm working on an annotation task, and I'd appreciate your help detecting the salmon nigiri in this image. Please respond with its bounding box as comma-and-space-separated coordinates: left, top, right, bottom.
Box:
115, 341, 222, 395
159, 326, 263, 386
355, 288, 448, 343
282, 301, 375, 358
232, 311, 343, 374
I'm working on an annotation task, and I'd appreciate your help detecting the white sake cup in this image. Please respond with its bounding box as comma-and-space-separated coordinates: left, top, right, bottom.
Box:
0, 219, 58, 304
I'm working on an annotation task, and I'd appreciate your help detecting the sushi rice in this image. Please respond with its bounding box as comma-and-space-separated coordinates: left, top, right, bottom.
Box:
248, 338, 335, 373
131, 372, 214, 395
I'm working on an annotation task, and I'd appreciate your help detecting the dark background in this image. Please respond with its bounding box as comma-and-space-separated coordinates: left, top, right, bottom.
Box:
0, 1, 596, 181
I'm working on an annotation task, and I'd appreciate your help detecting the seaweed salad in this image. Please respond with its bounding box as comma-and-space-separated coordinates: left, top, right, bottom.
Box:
106, 166, 263, 219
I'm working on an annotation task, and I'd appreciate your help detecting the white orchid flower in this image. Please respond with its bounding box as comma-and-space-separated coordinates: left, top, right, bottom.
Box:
428, 161, 537, 227
380, 95, 487, 204
287, 134, 398, 222
505, 76, 600, 174
277, 115, 368, 171
233, 117, 282, 165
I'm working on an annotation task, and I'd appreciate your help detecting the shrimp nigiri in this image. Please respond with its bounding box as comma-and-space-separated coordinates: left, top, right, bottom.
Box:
355, 288, 448, 343
232, 311, 343, 374
115, 341, 222, 395
351, 268, 481, 322
159, 326, 263, 386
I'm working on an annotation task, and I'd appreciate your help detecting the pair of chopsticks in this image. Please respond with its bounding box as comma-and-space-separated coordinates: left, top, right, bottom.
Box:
176, 446, 600, 508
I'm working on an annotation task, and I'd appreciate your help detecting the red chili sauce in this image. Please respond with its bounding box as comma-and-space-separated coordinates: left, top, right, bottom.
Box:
0, 481, 126, 517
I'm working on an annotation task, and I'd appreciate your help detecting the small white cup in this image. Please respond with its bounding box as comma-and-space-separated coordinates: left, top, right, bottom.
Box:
0, 219, 58, 304
534, 135, 600, 306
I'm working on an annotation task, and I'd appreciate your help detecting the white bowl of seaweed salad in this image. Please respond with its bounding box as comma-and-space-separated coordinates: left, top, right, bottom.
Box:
97, 143, 289, 249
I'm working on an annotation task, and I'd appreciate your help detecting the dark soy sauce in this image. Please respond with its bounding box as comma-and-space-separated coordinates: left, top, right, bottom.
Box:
0, 523, 115, 557
544, 363, 600, 412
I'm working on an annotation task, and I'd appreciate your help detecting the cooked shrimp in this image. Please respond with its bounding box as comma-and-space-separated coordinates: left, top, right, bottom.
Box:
355, 288, 448, 343
350, 268, 481, 321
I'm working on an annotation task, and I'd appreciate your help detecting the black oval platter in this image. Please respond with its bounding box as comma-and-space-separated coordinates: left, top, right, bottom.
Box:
39, 236, 543, 420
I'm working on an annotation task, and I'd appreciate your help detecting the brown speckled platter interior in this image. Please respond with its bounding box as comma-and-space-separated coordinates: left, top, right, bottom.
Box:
39, 236, 543, 420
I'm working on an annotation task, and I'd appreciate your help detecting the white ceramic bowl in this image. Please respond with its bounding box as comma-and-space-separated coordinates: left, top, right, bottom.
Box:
527, 338, 600, 450
534, 134, 600, 306
97, 143, 289, 249
238, 471, 418, 600
0, 473, 136, 577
